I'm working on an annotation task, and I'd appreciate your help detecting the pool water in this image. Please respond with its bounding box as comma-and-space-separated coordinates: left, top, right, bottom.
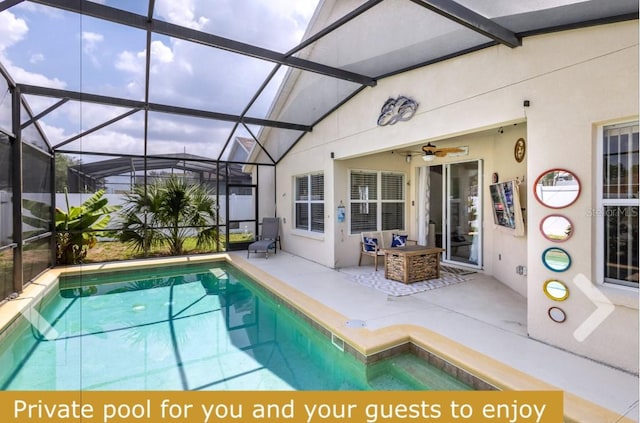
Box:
0, 262, 470, 391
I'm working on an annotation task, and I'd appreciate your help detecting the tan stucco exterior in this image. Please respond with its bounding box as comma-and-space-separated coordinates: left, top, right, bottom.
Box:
257, 20, 639, 373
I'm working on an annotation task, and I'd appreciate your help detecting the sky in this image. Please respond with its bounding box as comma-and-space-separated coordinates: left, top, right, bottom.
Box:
0, 0, 320, 160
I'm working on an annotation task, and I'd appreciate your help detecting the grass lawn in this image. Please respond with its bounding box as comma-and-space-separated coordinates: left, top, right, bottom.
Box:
85, 233, 254, 263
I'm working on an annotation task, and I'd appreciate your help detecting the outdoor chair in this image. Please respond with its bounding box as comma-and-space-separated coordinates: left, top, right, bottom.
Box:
359, 230, 416, 271
247, 217, 280, 259
359, 235, 385, 271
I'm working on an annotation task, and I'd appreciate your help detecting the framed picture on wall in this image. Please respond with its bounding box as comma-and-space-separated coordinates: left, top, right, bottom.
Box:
490, 180, 525, 235
490, 181, 516, 229
514, 138, 526, 163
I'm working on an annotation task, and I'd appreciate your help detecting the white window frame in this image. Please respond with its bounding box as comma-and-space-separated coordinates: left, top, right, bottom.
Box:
595, 121, 639, 288
294, 173, 324, 233
349, 170, 406, 234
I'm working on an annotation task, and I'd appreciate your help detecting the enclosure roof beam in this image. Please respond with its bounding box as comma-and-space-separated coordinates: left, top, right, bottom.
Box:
17, 84, 313, 135
242, 122, 276, 165
287, 0, 385, 55
0, 0, 24, 13
409, 0, 521, 47
53, 108, 141, 149
20, 97, 69, 130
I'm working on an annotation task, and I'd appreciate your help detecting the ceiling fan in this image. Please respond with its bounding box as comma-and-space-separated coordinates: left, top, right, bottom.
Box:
421, 142, 466, 161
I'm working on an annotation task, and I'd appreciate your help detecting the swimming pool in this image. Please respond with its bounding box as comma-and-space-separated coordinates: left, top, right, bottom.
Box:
0, 261, 470, 391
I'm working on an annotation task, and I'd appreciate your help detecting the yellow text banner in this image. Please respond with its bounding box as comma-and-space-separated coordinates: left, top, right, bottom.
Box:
0, 390, 563, 423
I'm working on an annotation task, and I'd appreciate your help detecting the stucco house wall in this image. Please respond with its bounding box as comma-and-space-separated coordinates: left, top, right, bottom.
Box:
261, 21, 638, 372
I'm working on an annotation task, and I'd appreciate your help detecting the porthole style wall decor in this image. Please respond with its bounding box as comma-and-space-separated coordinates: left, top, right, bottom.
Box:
543, 279, 570, 301
542, 247, 572, 272
548, 307, 567, 323
540, 214, 573, 242
534, 169, 581, 208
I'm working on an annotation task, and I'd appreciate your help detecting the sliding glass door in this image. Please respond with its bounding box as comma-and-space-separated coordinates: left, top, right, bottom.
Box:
444, 160, 482, 267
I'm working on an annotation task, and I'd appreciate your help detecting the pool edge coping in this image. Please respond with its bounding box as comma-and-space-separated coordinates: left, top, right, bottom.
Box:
0, 253, 633, 423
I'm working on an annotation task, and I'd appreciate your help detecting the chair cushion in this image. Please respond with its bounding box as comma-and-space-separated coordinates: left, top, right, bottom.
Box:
391, 233, 408, 247
363, 236, 378, 251
452, 234, 466, 242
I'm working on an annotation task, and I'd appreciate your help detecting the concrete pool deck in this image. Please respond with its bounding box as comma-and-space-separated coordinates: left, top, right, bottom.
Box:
234, 250, 639, 423
1, 251, 637, 422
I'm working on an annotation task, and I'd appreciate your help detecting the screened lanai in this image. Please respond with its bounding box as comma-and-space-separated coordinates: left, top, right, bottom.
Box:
0, 0, 638, 301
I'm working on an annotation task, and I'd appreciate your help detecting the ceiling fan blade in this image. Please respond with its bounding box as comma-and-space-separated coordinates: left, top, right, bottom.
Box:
439, 147, 464, 153
434, 151, 448, 157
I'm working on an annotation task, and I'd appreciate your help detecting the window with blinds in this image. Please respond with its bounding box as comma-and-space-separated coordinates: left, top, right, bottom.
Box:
602, 123, 639, 287
350, 170, 404, 233
295, 173, 324, 233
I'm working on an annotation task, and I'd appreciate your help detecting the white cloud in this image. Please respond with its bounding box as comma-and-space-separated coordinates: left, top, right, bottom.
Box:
58, 131, 145, 157
0, 9, 65, 88
82, 31, 103, 53
29, 53, 44, 64
36, 120, 68, 145
150, 40, 174, 64
0, 10, 66, 88
115, 50, 139, 73
81, 31, 104, 67
115, 40, 176, 98
116, 40, 173, 74
268, 0, 318, 42
55, 115, 229, 159
170, 0, 319, 52
115, 51, 146, 99
79, 130, 145, 156
4, 61, 67, 89
39, 103, 147, 153
0, 11, 28, 52
155, 0, 209, 30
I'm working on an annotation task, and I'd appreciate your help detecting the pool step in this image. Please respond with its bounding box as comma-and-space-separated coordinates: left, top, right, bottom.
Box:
367, 372, 420, 390
369, 354, 471, 391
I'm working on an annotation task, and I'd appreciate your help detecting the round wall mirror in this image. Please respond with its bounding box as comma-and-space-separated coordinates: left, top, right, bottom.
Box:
548, 307, 567, 323
542, 247, 572, 272
543, 279, 569, 301
534, 169, 581, 208
540, 214, 573, 242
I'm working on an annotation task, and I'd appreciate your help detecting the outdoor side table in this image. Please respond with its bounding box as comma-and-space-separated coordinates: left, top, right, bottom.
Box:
383, 246, 444, 284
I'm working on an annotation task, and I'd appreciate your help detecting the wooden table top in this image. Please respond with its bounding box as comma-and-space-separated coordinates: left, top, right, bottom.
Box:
382, 246, 444, 254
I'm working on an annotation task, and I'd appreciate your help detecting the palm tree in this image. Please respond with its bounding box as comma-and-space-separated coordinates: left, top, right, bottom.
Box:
117, 182, 162, 255
118, 176, 219, 256
55, 189, 120, 264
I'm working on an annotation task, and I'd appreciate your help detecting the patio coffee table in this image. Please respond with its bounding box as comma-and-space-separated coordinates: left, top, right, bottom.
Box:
382, 246, 444, 284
